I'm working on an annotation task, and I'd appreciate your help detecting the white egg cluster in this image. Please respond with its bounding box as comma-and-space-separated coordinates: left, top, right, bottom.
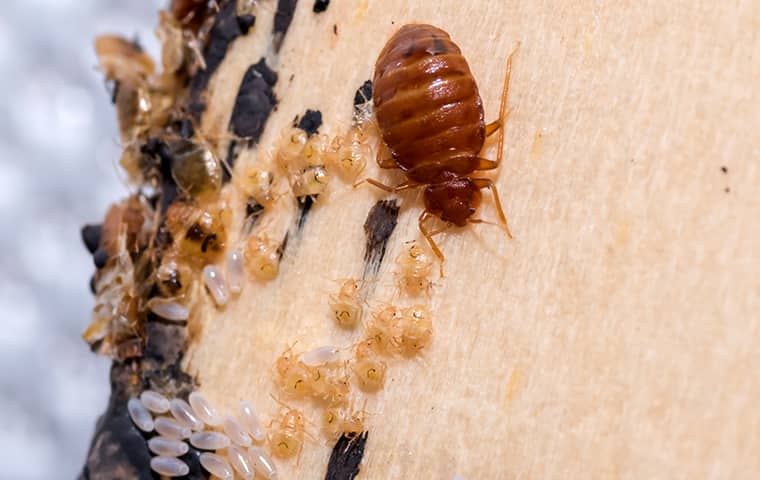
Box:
202, 247, 246, 307
127, 389, 276, 479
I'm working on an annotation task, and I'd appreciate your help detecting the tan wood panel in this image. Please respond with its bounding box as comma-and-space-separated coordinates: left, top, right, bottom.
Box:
186, 1, 760, 478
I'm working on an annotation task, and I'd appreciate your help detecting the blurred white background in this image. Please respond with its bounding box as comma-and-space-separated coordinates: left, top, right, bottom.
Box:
0, 1, 165, 478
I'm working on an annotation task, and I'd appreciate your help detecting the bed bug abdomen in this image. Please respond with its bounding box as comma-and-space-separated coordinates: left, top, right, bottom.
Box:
373, 24, 485, 183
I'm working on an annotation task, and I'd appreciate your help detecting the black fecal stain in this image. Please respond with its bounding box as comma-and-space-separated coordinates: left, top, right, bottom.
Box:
333, 24, 338, 35
81, 224, 102, 254
177, 446, 205, 480
273, 0, 299, 52
294, 109, 323, 136
353, 80, 372, 107
229, 58, 278, 143
314, 0, 330, 13
278, 232, 289, 260
725, 187, 731, 193
188, 1, 255, 116
80, 390, 153, 480
93, 248, 109, 269
721, 166, 728, 174
108, 80, 120, 105
237, 14, 256, 33
296, 195, 317, 231
141, 138, 178, 213
325, 432, 369, 480
363, 200, 400, 276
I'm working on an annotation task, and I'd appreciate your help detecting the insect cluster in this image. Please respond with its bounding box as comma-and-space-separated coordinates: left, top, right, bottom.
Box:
128, 389, 278, 479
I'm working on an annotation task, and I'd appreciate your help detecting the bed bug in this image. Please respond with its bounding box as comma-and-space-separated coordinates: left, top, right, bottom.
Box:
268, 398, 309, 459
358, 24, 518, 269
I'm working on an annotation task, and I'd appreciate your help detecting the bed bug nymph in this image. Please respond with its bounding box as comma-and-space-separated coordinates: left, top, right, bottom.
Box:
357, 24, 518, 269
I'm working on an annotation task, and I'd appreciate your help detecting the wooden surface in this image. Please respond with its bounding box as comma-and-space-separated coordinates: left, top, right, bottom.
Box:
186, 1, 760, 478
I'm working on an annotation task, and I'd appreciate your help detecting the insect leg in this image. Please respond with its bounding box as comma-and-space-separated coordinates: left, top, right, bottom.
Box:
483, 44, 519, 161
353, 178, 419, 193
471, 178, 513, 238
418, 210, 446, 277
474, 157, 499, 170
376, 142, 397, 169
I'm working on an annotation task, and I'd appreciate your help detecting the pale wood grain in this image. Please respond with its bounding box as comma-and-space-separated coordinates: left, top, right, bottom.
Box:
186, 1, 760, 478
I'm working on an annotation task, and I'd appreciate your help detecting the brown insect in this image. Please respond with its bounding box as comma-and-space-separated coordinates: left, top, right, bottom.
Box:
358, 24, 517, 267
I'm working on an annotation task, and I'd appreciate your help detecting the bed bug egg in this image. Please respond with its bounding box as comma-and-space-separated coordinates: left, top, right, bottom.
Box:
239, 401, 266, 442
245, 235, 280, 281
127, 397, 154, 432
188, 391, 221, 426
147, 297, 189, 322
170, 398, 205, 431
151, 456, 190, 477
225, 248, 245, 295
155, 416, 192, 439
140, 390, 170, 413
202, 264, 230, 306
227, 444, 255, 480
190, 431, 231, 450
397, 304, 433, 355
248, 445, 278, 479
300, 345, 341, 367
223, 415, 252, 446
199, 452, 234, 480
148, 436, 190, 457
329, 279, 363, 328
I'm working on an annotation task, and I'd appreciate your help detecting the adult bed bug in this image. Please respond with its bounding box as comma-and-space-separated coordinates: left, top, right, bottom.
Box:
359, 24, 517, 268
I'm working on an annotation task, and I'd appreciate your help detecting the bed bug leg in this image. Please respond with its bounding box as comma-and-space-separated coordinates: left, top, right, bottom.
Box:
353, 178, 419, 193
376, 142, 397, 169
471, 178, 512, 238
418, 210, 446, 276
484, 44, 519, 164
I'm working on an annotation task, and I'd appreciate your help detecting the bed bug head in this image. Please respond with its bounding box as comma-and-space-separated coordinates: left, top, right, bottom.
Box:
423, 176, 482, 227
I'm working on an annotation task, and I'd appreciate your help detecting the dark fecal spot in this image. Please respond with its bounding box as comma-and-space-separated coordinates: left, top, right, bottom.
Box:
246, 199, 265, 218
725, 187, 731, 193
278, 232, 289, 260
237, 14, 256, 34
80, 398, 153, 480
353, 80, 372, 106
108, 80, 120, 105
229, 58, 278, 141
363, 200, 400, 276
93, 248, 109, 269
178, 446, 206, 480
721, 166, 728, 174
325, 432, 369, 480
224, 139, 238, 181
333, 24, 338, 35
200, 233, 217, 253
188, 1, 254, 116
273, 0, 299, 53
296, 195, 317, 231
314, 0, 330, 13
81, 224, 102, 254
175, 118, 195, 139
295, 109, 323, 136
